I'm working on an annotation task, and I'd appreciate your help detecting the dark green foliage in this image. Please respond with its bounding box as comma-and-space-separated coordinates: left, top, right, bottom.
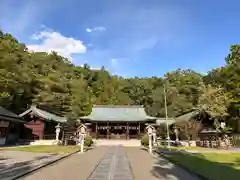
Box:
84, 136, 93, 147
141, 134, 149, 146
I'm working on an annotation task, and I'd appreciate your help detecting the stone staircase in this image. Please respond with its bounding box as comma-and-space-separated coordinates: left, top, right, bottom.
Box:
95, 139, 141, 147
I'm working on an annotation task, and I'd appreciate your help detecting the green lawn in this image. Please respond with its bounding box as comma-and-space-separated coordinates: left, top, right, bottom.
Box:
161, 145, 207, 151
6, 145, 81, 154
165, 152, 240, 180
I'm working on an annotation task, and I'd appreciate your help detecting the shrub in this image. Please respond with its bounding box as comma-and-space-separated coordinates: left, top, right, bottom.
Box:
141, 134, 149, 146
84, 136, 93, 147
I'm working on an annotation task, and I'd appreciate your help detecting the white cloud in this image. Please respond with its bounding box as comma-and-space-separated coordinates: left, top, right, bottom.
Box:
86, 26, 106, 33
110, 58, 117, 66
108, 58, 130, 76
86, 28, 92, 33
133, 36, 161, 51
79, 64, 101, 70
27, 29, 87, 60
94, 26, 106, 31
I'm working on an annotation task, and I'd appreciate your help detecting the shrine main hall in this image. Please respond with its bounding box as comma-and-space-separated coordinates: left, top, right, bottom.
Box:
79, 105, 157, 139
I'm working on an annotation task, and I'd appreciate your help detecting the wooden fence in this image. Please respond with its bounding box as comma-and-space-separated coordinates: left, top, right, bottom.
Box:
197, 132, 240, 149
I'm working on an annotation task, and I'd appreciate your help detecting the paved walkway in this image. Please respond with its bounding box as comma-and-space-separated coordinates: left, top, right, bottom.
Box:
125, 147, 200, 180
88, 146, 133, 180
18, 147, 108, 180
10, 146, 200, 180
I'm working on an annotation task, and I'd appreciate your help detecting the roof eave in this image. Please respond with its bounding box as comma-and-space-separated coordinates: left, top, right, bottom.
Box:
0, 115, 26, 123
19, 106, 67, 123
79, 118, 153, 122
19, 108, 32, 117
37, 114, 67, 123
175, 110, 199, 122
79, 116, 91, 121
146, 116, 157, 120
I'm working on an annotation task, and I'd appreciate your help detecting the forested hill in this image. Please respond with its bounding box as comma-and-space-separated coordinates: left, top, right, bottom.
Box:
0, 29, 239, 121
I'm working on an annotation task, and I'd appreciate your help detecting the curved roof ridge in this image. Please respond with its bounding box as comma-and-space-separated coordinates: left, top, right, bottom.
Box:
19, 105, 67, 123
80, 105, 156, 122
93, 105, 144, 108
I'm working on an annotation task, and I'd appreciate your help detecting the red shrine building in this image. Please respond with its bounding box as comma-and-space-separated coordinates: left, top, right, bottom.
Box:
19, 105, 67, 140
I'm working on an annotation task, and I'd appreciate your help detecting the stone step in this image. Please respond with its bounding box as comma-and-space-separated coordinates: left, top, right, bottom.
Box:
95, 140, 140, 147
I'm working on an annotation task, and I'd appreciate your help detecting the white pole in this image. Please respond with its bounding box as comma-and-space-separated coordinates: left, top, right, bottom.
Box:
175, 126, 179, 141
81, 134, 84, 153
149, 134, 152, 154
164, 84, 170, 149
153, 132, 156, 144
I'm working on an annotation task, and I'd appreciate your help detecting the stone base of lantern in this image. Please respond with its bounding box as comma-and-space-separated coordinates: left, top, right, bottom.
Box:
52, 140, 61, 145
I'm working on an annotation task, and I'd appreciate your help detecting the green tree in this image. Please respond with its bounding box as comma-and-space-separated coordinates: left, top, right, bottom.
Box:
0, 29, 239, 128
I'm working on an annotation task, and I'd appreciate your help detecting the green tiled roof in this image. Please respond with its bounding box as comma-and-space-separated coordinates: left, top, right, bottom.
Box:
175, 110, 199, 121
19, 105, 67, 123
0, 106, 25, 123
80, 105, 157, 122
156, 118, 175, 125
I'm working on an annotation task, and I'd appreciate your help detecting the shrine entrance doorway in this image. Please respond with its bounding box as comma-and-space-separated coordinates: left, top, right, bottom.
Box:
110, 123, 127, 139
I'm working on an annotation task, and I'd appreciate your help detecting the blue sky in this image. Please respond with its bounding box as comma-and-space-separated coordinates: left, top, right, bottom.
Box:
1, 0, 240, 77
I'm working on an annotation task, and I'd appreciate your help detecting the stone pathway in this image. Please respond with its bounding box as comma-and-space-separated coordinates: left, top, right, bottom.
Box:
18, 146, 108, 180
88, 146, 133, 180
125, 147, 200, 180
4, 146, 202, 180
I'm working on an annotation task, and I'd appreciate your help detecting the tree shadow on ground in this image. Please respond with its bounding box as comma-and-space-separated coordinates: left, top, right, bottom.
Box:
0, 157, 9, 161
34, 155, 53, 160
0, 154, 58, 180
151, 155, 200, 180
140, 147, 198, 179
0, 159, 36, 179
151, 148, 240, 180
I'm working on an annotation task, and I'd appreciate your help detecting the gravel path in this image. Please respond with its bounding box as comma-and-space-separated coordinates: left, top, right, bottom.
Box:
125, 147, 200, 180
19, 146, 108, 180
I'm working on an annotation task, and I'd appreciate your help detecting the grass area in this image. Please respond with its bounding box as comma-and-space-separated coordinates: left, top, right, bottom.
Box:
169, 146, 208, 151
6, 145, 81, 154
165, 152, 240, 180
158, 144, 207, 151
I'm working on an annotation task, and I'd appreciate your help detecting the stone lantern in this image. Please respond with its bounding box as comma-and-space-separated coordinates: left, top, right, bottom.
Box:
174, 126, 179, 141
145, 125, 155, 154
55, 123, 61, 141
78, 124, 87, 153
